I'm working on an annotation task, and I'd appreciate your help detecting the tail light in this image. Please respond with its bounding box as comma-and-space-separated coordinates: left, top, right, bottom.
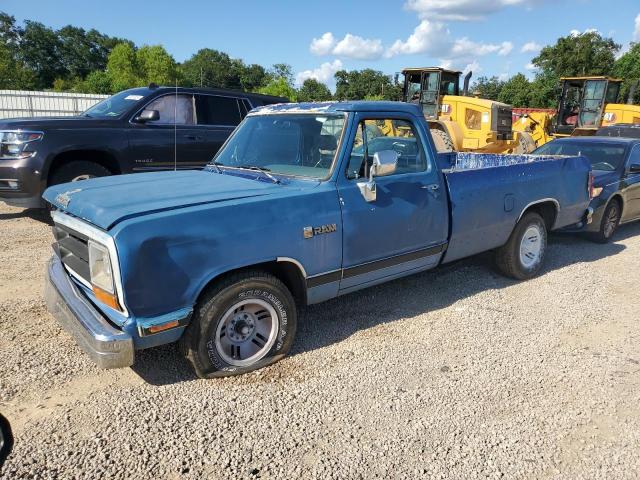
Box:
588, 173, 603, 198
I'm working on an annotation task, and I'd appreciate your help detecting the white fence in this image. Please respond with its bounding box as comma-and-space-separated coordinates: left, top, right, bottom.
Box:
0, 90, 109, 119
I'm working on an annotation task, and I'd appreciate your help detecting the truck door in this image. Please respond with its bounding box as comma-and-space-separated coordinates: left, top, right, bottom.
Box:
579, 80, 607, 128
336, 114, 449, 293
622, 143, 640, 221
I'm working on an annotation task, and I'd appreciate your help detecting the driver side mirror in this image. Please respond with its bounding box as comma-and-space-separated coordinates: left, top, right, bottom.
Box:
134, 109, 159, 123
357, 150, 399, 202
629, 163, 640, 173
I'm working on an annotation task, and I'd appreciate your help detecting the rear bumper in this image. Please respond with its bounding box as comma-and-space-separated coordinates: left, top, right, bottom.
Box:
44, 255, 134, 369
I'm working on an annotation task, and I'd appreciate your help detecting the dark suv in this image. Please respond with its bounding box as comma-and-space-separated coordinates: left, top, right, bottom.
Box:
0, 86, 286, 208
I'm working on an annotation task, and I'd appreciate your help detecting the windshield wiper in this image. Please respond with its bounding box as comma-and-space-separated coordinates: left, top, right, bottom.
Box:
238, 165, 280, 184
205, 161, 223, 174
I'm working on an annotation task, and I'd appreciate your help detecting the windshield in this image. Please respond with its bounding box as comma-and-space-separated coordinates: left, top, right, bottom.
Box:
212, 113, 346, 179
533, 141, 626, 172
83, 90, 147, 118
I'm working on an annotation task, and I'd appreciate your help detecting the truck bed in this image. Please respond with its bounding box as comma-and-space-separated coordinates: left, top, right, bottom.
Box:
439, 153, 591, 263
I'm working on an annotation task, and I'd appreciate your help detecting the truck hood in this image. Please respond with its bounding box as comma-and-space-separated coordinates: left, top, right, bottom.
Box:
43, 170, 287, 230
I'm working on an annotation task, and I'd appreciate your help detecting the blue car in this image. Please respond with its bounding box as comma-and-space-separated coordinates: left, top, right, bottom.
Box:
43, 101, 591, 378
533, 137, 640, 242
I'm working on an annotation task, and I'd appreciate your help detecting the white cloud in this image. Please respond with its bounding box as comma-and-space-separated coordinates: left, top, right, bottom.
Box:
386, 20, 450, 57
310, 32, 335, 56
463, 61, 481, 75
525, 62, 536, 70
570, 28, 599, 37
386, 20, 513, 64
404, 0, 533, 21
295, 60, 343, 87
634, 13, 640, 41
309, 32, 383, 60
521, 41, 541, 53
332, 34, 384, 60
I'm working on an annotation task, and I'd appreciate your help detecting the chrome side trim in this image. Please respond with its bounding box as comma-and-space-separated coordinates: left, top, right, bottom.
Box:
276, 256, 308, 278
517, 198, 561, 228
51, 210, 129, 317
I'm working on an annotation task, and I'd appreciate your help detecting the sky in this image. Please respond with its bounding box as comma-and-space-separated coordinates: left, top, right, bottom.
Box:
3, 0, 640, 90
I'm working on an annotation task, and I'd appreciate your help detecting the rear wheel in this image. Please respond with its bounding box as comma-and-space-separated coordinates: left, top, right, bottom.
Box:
179, 271, 297, 378
590, 199, 621, 244
495, 212, 547, 280
430, 128, 455, 153
49, 161, 111, 186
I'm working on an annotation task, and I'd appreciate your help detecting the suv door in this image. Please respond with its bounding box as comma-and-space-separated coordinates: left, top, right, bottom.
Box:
336, 114, 449, 293
193, 94, 246, 165
622, 143, 640, 221
127, 93, 202, 170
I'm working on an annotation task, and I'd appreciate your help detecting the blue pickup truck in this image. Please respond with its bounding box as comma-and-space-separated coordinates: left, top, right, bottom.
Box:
43, 101, 592, 378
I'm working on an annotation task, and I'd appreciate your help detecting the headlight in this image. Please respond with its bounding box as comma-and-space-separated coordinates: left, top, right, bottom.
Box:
0, 130, 43, 160
88, 240, 121, 310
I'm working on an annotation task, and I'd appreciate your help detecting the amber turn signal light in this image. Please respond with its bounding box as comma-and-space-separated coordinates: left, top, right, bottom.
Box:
92, 285, 121, 311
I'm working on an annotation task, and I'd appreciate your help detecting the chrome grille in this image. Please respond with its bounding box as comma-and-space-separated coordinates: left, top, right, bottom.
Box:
53, 223, 90, 283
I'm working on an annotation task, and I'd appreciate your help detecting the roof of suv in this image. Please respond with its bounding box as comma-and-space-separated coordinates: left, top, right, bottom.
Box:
124, 86, 287, 104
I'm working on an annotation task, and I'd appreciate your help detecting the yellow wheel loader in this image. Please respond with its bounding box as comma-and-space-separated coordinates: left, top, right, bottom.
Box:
513, 76, 640, 147
402, 67, 536, 153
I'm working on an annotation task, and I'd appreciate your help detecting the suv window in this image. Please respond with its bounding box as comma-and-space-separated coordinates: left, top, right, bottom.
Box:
195, 95, 242, 126
347, 119, 427, 179
143, 94, 195, 125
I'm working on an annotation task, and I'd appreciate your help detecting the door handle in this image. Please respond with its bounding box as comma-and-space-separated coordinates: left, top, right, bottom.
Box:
420, 183, 439, 191
185, 135, 203, 141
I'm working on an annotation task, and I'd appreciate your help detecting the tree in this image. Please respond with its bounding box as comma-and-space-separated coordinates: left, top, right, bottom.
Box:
532, 32, 619, 79
297, 79, 332, 102
80, 70, 113, 94
238, 63, 268, 91
498, 74, 532, 107
470, 76, 504, 101
137, 45, 179, 86
57, 26, 124, 81
181, 48, 241, 89
269, 63, 294, 86
18, 20, 64, 89
528, 71, 560, 108
334, 69, 395, 100
257, 77, 297, 100
613, 43, 640, 103
106, 42, 140, 91
0, 41, 35, 89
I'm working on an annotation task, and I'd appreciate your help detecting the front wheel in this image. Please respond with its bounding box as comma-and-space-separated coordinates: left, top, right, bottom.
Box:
179, 271, 297, 378
495, 212, 547, 280
49, 160, 111, 186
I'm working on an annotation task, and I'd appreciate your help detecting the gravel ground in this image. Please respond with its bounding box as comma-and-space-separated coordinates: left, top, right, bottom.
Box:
0, 202, 639, 479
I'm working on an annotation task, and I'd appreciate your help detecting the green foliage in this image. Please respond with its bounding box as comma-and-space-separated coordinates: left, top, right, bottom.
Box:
257, 77, 297, 101
497, 74, 532, 107
0, 40, 35, 89
470, 76, 505, 101
532, 31, 619, 78
106, 42, 140, 91
137, 45, 180, 86
298, 79, 332, 102
18, 20, 65, 89
613, 43, 640, 103
334, 69, 396, 100
80, 70, 112, 94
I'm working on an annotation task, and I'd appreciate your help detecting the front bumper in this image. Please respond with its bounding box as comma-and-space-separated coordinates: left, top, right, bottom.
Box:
0, 155, 45, 208
44, 255, 134, 369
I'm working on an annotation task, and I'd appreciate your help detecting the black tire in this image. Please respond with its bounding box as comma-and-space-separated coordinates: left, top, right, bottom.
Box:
49, 161, 111, 186
179, 270, 297, 378
431, 128, 455, 153
590, 199, 621, 244
495, 212, 547, 280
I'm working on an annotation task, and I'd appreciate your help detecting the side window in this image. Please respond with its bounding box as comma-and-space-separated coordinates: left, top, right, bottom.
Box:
195, 95, 242, 126
629, 144, 640, 167
346, 119, 427, 179
143, 95, 195, 125
240, 99, 253, 118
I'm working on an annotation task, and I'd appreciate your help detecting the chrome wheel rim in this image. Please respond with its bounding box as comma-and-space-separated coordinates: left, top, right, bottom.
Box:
603, 204, 619, 238
214, 299, 279, 367
71, 174, 94, 182
519, 224, 543, 269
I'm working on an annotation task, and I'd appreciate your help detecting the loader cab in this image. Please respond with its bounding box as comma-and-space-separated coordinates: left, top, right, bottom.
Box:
554, 77, 622, 136
402, 68, 461, 120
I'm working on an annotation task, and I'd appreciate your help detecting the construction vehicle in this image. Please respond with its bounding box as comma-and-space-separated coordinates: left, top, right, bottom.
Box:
401, 67, 536, 153
513, 76, 640, 147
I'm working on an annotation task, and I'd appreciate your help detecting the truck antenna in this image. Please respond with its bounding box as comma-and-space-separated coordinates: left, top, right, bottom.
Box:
174, 79, 177, 171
